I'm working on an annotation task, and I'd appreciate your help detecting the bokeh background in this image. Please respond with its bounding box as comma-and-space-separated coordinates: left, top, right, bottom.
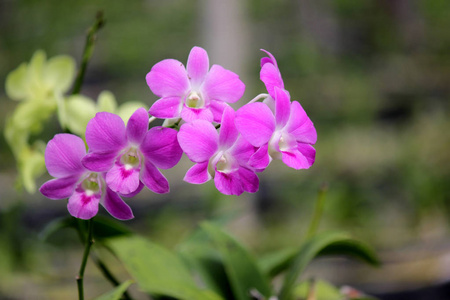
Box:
0, 0, 449, 299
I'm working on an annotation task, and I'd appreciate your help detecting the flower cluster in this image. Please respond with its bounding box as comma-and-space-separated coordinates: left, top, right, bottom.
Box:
40, 47, 317, 220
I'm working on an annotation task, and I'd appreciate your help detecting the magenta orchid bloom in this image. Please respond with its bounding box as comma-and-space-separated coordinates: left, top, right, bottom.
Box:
146, 46, 245, 123
235, 87, 317, 170
260, 49, 284, 100
82, 108, 182, 195
39, 134, 133, 220
177, 106, 259, 196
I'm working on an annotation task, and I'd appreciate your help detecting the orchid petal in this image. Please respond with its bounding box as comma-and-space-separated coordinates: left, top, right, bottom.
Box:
248, 144, 271, 170
140, 126, 182, 169
86, 112, 126, 153
82, 151, 118, 172
146, 59, 189, 97
286, 101, 317, 144
229, 136, 256, 165
102, 188, 134, 220
106, 163, 141, 195
274, 87, 291, 128
260, 49, 279, 68
180, 107, 214, 122
187, 46, 209, 89
148, 96, 182, 119
39, 176, 79, 200
214, 171, 244, 196
178, 120, 218, 163
210, 100, 229, 123
281, 143, 316, 169
184, 162, 211, 184
67, 188, 100, 220
238, 167, 259, 193
120, 181, 144, 198
260, 63, 284, 98
202, 65, 245, 103
219, 106, 239, 149
126, 108, 149, 145
141, 161, 169, 194
45, 134, 86, 178
235, 102, 275, 147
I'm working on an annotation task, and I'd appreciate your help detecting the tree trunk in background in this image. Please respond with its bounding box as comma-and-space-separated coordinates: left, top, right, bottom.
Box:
199, 0, 250, 80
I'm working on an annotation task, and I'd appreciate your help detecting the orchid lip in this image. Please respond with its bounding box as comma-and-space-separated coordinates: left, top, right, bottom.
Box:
120, 147, 141, 168
185, 91, 205, 108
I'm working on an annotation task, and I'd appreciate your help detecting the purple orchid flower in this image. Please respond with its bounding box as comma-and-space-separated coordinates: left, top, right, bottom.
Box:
146, 46, 245, 123
82, 108, 182, 195
39, 134, 133, 220
235, 87, 317, 170
177, 106, 259, 196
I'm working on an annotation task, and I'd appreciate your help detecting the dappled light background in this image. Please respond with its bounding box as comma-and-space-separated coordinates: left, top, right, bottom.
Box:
1, 0, 449, 299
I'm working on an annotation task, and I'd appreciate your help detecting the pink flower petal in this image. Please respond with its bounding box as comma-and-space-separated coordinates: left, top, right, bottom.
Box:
281, 144, 316, 169
210, 100, 229, 123
146, 59, 189, 97
229, 136, 256, 165
285, 101, 317, 144
140, 126, 182, 169
120, 181, 144, 198
45, 134, 86, 178
67, 188, 100, 220
248, 144, 271, 170
184, 162, 211, 184
148, 96, 182, 119
260, 63, 284, 98
187, 46, 209, 89
39, 176, 80, 200
126, 108, 149, 145
274, 87, 291, 128
214, 171, 244, 196
86, 112, 127, 153
235, 102, 275, 147
106, 163, 141, 195
260, 49, 279, 68
82, 151, 118, 172
178, 120, 218, 163
202, 65, 245, 104
141, 160, 169, 194
238, 167, 259, 193
219, 106, 239, 149
102, 187, 134, 220
180, 106, 214, 122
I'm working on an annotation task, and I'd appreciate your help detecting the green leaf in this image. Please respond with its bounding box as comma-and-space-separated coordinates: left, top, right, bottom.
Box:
279, 231, 379, 300
5, 63, 28, 100
43, 55, 76, 93
94, 280, 134, 300
97, 91, 118, 113
201, 222, 272, 300
107, 236, 223, 300
293, 279, 341, 300
63, 95, 96, 136
258, 247, 297, 278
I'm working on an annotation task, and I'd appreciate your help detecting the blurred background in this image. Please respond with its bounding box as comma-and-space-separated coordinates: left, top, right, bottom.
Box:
0, 0, 449, 299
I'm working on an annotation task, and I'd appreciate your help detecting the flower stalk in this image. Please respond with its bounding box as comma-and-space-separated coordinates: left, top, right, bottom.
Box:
77, 218, 94, 300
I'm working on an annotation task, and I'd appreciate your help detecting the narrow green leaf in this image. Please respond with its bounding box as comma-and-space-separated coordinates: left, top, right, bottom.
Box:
279, 231, 379, 300
94, 280, 133, 300
107, 236, 223, 300
258, 247, 297, 278
201, 222, 272, 300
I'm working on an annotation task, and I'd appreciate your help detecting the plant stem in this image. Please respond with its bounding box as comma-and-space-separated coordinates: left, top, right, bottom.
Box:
77, 218, 94, 300
71, 11, 105, 95
306, 183, 328, 239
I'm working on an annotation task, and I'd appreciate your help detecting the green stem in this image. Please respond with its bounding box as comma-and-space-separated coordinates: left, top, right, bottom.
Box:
77, 218, 94, 300
305, 183, 328, 240
71, 11, 105, 95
